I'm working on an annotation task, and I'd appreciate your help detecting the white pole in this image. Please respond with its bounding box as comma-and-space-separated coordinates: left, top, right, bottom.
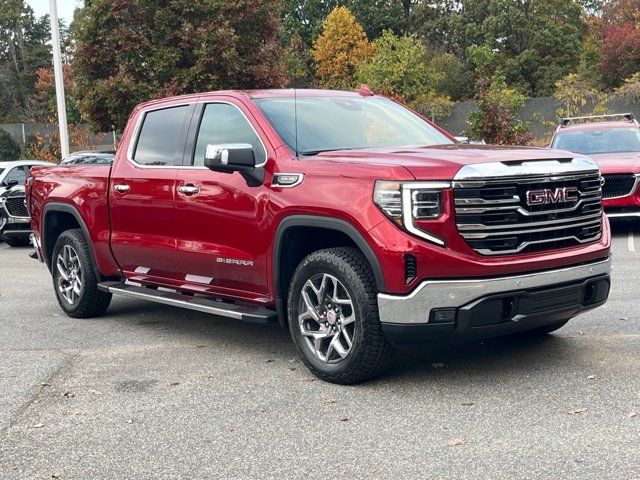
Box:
48, 0, 69, 159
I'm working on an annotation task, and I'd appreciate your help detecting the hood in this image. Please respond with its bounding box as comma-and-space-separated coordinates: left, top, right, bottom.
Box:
590, 152, 640, 173
313, 144, 576, 179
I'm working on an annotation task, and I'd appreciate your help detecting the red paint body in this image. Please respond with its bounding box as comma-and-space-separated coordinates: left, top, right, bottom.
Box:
28, 90, 611, 310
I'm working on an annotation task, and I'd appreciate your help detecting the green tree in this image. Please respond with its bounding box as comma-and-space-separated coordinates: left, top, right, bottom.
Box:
73, 0, 288, 131
0, 129, 20, 161
411, 0, 587, 97
282, 0, 407, 47
357, 31, 435, 102
312, 6, 373, 89
0, 0, 52, 122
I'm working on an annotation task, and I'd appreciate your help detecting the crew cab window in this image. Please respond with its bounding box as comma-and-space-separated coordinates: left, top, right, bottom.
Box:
193, 103, 266, 166
133, 105, 189, 166
3, 166, 27, 185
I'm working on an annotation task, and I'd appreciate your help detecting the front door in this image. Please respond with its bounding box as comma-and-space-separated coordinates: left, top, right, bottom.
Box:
173, 100, 273, 302
109, 103, 193, 282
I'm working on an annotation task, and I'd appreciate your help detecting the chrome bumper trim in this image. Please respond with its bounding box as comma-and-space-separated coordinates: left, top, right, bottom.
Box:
606, 212, 640, 218
377, 257, 612, 324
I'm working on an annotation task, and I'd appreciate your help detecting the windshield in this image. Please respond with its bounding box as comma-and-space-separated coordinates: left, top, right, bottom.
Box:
254, 96, 452, 155
552, 127, 640, 155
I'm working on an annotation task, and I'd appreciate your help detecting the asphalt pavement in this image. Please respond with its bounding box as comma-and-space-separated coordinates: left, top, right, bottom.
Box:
0, 223, 638, 480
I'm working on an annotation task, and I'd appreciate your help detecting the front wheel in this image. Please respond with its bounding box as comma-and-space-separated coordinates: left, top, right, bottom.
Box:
51, 229, 112, 318
287, 247, 392, 384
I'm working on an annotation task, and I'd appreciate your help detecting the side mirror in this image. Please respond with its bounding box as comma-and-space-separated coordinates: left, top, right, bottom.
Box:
204, 143, 255, 172
203, 143, 264, 186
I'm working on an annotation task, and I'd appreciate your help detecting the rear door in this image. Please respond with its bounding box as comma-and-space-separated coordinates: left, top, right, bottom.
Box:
109, 102, 194, 282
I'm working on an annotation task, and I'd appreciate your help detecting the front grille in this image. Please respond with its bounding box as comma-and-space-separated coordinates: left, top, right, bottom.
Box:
602, 173, 637, 199
5, 196, 29, 218
454, 172, 603, 255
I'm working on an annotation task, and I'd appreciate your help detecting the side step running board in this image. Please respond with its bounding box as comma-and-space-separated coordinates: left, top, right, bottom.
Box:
98, 281, 277, 323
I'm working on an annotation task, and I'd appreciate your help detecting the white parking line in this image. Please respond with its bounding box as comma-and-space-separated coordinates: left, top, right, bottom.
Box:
629, 230, 636, 252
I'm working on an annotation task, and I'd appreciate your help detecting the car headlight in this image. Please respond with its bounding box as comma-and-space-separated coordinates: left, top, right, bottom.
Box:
374, 180, 449, 246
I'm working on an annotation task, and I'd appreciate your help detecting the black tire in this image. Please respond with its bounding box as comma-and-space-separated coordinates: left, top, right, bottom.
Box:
520, 319, 570, 336
4, 236, 31, 247
51, 229, 112, 318
287, 247, 392, 384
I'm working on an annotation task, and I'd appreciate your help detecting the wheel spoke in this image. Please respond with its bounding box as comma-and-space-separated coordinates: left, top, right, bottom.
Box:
341, 328, 353, 348
330, 334, 348, 359
301, 290, 320, 321
56, 259, 69, 281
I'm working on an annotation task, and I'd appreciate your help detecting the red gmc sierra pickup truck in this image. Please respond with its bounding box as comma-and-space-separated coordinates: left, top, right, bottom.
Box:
27, 89, 612, 383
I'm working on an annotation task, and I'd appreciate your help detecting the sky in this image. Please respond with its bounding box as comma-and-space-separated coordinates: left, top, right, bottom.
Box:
26, 0, 82, 23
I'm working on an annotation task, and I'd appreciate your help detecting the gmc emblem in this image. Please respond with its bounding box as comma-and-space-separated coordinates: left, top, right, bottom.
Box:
526, 187, 578, 206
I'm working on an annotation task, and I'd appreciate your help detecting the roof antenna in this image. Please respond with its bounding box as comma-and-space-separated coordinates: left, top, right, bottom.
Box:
294, 75, 299, 157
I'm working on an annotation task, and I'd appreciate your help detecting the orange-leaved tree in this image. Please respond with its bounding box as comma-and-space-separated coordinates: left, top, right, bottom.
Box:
312, 6, 374, 90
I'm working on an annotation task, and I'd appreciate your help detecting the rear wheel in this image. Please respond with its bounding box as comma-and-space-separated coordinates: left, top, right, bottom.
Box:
4, 236, 31, 247
287, 247, 392, 384
51, 229, 111, 318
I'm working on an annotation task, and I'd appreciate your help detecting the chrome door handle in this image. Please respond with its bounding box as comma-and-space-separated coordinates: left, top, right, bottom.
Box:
113, 184, 130, 193
178, 185, 199, 195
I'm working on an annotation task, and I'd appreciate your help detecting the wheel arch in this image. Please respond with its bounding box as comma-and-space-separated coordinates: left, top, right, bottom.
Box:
42, 202, 103, 281
273, 215, 385, 327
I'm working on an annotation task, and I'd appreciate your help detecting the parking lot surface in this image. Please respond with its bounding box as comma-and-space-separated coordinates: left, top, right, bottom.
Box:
0, 224, 638, 480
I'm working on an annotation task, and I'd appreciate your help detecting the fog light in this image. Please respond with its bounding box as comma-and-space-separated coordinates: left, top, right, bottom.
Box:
430, 308, 457, 324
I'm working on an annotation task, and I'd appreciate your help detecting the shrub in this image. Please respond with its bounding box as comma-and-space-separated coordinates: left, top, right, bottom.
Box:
0, 129, 21, 161
467, 78, 533, 145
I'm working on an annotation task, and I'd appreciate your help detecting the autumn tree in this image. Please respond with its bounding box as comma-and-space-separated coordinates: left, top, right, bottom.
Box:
554, 73, 609, 119
73, 0, 288, 131
312, 6, 373, 89
599, 23, 640, 88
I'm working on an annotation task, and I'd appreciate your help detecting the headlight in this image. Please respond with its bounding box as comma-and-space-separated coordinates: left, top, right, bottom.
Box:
374, 180, 450, 246
373, 181, 402, 224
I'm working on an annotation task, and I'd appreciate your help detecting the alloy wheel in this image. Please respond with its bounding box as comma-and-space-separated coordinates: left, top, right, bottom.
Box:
297, 273, 356, 363
56, 244, 84, 305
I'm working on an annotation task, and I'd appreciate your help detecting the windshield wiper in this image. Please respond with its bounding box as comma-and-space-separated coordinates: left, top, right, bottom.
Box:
298, 147, 366, 156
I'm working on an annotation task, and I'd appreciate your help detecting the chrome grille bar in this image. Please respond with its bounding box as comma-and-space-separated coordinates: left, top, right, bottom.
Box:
453, 157, 603, 255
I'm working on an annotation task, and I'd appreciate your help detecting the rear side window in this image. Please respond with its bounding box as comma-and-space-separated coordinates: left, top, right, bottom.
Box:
133, 106, 189, 166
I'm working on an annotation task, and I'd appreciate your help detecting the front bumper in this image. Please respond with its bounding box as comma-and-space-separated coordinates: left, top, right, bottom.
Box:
378, 257, 611, 344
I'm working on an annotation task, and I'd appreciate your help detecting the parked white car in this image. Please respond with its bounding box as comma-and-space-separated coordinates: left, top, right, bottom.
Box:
0, 160, 52, 196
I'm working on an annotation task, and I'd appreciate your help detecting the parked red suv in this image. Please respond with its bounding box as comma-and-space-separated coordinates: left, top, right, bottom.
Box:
27, 89, 611, 383
550, 113, 640, 220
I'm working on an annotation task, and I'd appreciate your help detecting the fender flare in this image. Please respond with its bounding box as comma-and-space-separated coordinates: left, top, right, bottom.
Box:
272, 215, 386, 326
42, 202, 103, 280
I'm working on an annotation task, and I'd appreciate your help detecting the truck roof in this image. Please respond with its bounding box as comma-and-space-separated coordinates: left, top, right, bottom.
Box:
134, 89, 368, 110
558, 121, 638, 133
